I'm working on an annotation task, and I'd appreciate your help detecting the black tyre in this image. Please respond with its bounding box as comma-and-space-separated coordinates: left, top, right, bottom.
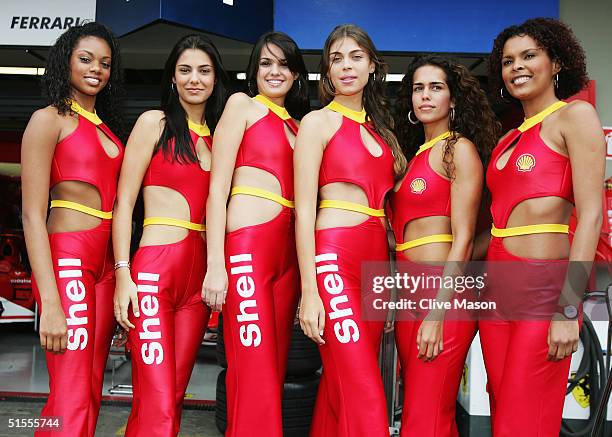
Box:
286, 324, 321, 377
216, 313, 227, 368
215, 370, 320, 437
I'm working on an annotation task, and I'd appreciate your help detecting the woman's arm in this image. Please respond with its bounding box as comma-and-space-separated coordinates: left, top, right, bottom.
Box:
548, 101, 605, 361
21, 108, 66, 353
294, 112, 327, 345
112, 111, 160, 330
203, 93, 250, 311
418, 138, 483, 360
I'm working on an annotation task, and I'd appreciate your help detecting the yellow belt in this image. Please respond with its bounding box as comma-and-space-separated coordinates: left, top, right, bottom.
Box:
318, 199, 385, 217
143, 217, 205, 231
396, 234, 453, 251
491, 224, 569, 238
50, 200, 112, 219
230, 186, 294, 208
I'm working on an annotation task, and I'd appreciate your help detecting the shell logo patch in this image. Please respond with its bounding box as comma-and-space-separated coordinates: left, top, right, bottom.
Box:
410, 178, 427, 194
516, 153, 536, 172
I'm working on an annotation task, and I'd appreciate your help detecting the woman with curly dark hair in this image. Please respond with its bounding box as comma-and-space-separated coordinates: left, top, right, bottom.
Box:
21, 22, 124, 436
203, 31, 309, 437
112, 34, 228, 436
294, 24, 406, 436
480, 18, 605, 436
390, 55, 499, 437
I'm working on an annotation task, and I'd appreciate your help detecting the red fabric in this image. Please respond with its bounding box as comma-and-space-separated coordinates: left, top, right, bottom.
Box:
486, 122, 573, 228
143, 130, 211, 223
389, 148, 451, 245
318, 118, 394, 209
222, 209, 300, 437
234, 112, 298, 199
126, 232, 211, 437
33, 222, 116, 437
309, 217, 389, 437
50, 116, 123, 211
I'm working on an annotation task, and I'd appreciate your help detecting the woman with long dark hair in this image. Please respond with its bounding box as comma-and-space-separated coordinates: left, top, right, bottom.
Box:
112, 34, 228, 436
481, 18, 605, 436
202, 31, 309, 437
21, 22, 124, 437
295, 24, 406, 436
392, 55, 499, 436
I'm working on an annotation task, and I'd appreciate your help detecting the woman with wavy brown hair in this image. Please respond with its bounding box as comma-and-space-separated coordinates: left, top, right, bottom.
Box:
481, 18, 604, 436
294, 24, 405, 437
391, 55, 500, 437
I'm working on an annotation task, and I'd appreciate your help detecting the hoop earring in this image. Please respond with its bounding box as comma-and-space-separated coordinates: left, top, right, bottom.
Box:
408, 110, 419, 125
500, 87, 507, 100
171, 83, 176, 93
106, 83, 112, 91
554, 73, 559, 89
297, 78, 302, 92
450, 107, 455, 123
248, 80, 256, 96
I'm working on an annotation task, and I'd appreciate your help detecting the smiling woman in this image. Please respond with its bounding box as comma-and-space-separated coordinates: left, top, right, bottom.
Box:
202, 31, 309, 437
480, 18, 605, 437
20, 22, 125, 437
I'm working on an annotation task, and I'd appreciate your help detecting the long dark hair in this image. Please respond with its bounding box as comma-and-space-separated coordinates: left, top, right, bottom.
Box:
489, 18, 588, 105
245, 32, 310, 120
41, 22, 125, 139
156, 34, 229, 164
395, 56, 501, 178
319, 24, 406, 177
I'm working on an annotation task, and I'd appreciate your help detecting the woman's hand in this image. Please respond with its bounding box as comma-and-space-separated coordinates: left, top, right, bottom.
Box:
114, 269, 139, 331
417, 313, 444, 361
299, 292, 326, 345
547, 318, 579, 361
39, 302, 68, 354
202, 264, 228, 312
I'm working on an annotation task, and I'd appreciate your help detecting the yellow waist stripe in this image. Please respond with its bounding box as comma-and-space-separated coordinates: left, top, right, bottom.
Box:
230, 186, 294, 208
143, 217, 205, 231
50, 200, 112, 219
318, 199, 385, 217
491, 223, 569, 238
396, 234, 454, 251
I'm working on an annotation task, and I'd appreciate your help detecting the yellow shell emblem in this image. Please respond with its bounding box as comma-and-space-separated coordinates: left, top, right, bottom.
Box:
410, 178, 427, 194
516, 153, 536, 172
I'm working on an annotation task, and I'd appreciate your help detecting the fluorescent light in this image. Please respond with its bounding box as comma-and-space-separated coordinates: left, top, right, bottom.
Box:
236, 72, 246, 80
385, 74, 405, 82
308, 73, 320, 81
0, 67, 45, 75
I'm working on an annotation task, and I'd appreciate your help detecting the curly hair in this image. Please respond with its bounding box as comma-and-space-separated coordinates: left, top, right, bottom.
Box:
320, 24, 407, 178
395, 55, 501, 179
489, 18, 588, 104
41, 22, 125, 139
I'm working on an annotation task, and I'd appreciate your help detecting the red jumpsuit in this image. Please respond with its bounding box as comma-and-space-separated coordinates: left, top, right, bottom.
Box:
389, 142, 477, 437
32, 107, 123, 437
310, 102, 395, 437
480, 102, 575, 437
222, 96, 300, 437
125, 126, 212, 437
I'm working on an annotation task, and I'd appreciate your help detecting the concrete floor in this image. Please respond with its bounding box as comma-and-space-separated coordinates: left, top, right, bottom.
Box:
0, 400, 222, 437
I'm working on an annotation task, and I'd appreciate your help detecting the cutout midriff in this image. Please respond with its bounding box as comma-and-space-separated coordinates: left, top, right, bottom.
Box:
316, 182, 384, 230
140, 186, 195, 246
47, 181, 104, 233
500, 196, 573, 260
227, 166, 284, 232
399, 216, 452, 263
